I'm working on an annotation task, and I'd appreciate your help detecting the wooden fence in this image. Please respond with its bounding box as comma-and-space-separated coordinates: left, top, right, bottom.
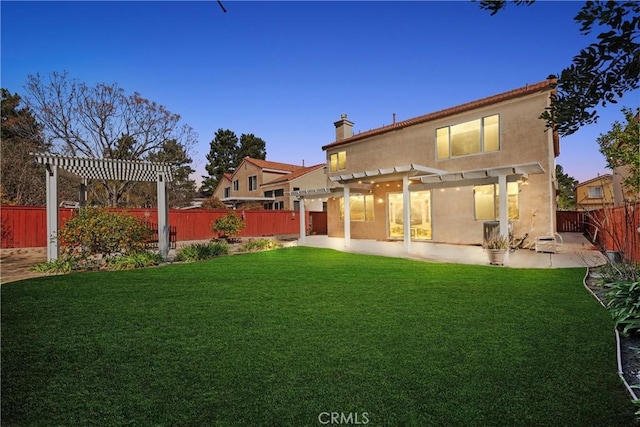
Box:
1, 206, 320, 249
556, 211, 587, 232
582, 203, 640, 263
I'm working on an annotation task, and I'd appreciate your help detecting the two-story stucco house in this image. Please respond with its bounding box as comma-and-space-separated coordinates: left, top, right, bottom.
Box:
212, 157, 326, 211
292, 79, 559, 252
576, 174, 614, 211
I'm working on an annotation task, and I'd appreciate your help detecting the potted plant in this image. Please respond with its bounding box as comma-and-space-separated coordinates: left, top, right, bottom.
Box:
485, 231, 509, 265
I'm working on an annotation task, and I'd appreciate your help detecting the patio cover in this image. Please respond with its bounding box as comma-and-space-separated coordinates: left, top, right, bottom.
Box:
295, 162, 545, 252
33, 153, 175, 261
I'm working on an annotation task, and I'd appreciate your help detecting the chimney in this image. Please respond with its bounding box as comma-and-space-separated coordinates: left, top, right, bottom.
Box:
334, 113, 354, 141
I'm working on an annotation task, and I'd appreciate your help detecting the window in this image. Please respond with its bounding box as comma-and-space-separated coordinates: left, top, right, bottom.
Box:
388, 191, 432, 240
437, 114, 500, 159
293, 187, 300, 191
294, 200, 300, 211
248, 175, 257, 191
264, 190, 273, 198
339, 194, 374, 221
233, 180, 239, 191
588, 186, 603, 198
330, 151, 347, 172
274, 201, 284, 210
474, 182, 519, 220
224, 187, 230, 198
274, 189, 284, 197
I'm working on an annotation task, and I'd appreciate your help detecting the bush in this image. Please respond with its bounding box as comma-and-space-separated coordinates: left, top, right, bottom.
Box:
106, 251, 164, 270
605, 280, 640, 336
30, 258, 76, 274
239, 238, 282, 252
175, 242, 230, 262
59, 208, 152, 261
212, 211, 246, 240
598, 261, 640, 283
201, 196, 227, 210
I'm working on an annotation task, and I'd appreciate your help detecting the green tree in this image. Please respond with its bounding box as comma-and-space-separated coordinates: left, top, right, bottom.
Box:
0, 88, 49, 205
597, 107, 640, 202
235, 133, 267, 165
201, 129, 238, 196
478, 1, 639, 136
555, 164, 579, 210
200, 129, 268, 196
24, 71, 197, 206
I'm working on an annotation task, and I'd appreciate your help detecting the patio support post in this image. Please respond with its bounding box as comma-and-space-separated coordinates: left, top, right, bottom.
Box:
343, 184, 351, 248
45, 164, 59, 261
298, 197, 306, 244
157, 172, 169, 260
403, 175, 411, 253
498, 174, 509, 262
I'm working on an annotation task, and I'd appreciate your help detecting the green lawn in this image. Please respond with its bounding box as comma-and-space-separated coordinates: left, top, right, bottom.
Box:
1, 247, 636, 426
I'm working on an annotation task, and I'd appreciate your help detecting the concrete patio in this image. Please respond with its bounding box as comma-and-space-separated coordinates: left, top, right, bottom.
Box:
296, 232, 607, 268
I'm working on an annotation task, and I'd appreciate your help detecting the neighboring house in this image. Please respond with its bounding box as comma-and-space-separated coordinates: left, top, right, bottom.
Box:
293, 79, 560, 250
576, 174, 614, 211
212, 157, 326, 211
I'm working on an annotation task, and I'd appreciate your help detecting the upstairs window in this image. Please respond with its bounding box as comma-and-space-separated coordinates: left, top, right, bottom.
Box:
264, 190, 273, 198
437, 114, 500, 159
330, 151, 347, 172
248, 175, 258, 191
274, 189, 284, 197
588, 186, 603, 198
233, 180, 239, 191
224, 187, 230, 198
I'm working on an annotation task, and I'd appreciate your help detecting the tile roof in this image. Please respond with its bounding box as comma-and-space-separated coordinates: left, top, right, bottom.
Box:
577, 174, 613, 187
243, 157, 305, 172
263, 164, 325, 185
322, 79, 556, 151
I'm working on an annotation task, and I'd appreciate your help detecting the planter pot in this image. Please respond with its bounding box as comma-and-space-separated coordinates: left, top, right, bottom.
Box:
488, 249, 507, 265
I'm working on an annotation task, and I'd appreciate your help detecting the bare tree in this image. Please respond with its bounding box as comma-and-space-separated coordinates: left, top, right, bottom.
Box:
24, 71, 197, 206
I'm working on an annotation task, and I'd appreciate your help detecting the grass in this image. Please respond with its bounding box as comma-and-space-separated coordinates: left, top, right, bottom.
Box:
1, 247, 636, 426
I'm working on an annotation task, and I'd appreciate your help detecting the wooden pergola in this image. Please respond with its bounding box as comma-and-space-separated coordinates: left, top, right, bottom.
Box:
34, 154, 175, 261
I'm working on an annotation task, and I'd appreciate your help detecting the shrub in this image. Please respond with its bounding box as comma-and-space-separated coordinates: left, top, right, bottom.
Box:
201, 196, 227, 210
605, 280, 640, 336
175, 242, 230, 262
106, 251, 164, 270
30, 258, 76, 274
239, 238, 282, 252
59, 208, 152, 260
598, 261, 640, 283
212, 211, 246, 240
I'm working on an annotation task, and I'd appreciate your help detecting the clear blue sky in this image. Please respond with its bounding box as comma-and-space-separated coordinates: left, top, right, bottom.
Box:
2, 1, 638, 185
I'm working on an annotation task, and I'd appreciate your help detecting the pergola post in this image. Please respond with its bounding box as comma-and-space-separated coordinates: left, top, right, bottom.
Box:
298, 197, 306, 244
343, 184, 350, 248
157, 172, 169, 260
403, 174, 411, 253
45, 164, 59, 261
498, 174, 509, 262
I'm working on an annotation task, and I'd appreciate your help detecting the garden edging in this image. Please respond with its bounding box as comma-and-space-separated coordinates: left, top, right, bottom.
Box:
582, 267, 638, 401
